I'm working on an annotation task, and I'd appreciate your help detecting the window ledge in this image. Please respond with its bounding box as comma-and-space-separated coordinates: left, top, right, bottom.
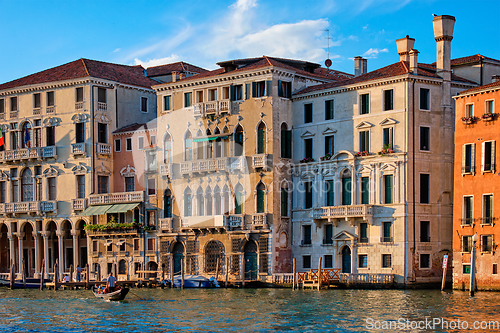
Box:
299, 244, 312, 247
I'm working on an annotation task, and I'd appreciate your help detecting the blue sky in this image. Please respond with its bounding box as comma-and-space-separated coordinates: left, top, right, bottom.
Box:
1, 0, 499, 83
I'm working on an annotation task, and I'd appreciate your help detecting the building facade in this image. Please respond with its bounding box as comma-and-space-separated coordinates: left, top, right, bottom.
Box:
453, 78, 500, 290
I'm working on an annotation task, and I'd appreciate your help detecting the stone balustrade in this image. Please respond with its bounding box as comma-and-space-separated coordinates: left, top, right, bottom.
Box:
72, 198, 87, 211
71, 142, 86, 155
89, 191, 144, 205
193, 99, 232, 118
0, 201, 57, 215
0, 146, 57, 163
312, 205, 373, 224
252, 154, 270, 170
96, 143, 111, 156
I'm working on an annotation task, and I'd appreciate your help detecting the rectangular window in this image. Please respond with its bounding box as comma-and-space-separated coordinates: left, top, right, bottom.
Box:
208, 88, 217, 101
325, 99, 334, 120
280, 129, 292, 158
359, 254, 368, 268
147, 239, 155, 252
463, 196, 473, 226
382, 254, 392, 268
482, 141, 495, 172
463, 264, 471, 274
76, 87, 84, 102
33, 93, 41, 109
359, 130, 369, 152
125, 177, 135, 192
302, 225, 312, 245
138, 137, 144, 150
48, 177, 56, 200
163, 95, 171, 111
324, 255, 333, 268
325, 136, 334, 155
134, 239, 140, 252
420, 174, 430, 204
420, 127, 430, 151
46, 91, 55, 107
141, 97, 148, 112
281, 188, 288, 217
304, 103, 313, 123
0, 182, 5, 203
114, 139, 121, 152
420, 221, 430, 242
75, 122, 84, 143
326, 180, 334, 206
76, 175, 85, 199
97, 123, 107, 144
384, 175, 393, 204
481, 235, 493, 253
384, 89, 394, 111
277, 80, 292, 98
0, 99, 4, 114
483, 194, 493, 225
485, 100, 494, 114
324, 224, 333, 244
252, 81, 267, 98
126, 138, 132, 151
230, 84, 243, 101
98, 88, 106, 103
92, 240, 98, 253
304, 182, 313, 209
361, 177, 369, 204
462, 143, 475, 174
382, 222, 392, 242
148, 178, 156, 196
150, 135, 156, 146
184, 92, 192, 107
360, 93, 369, 114
420, 254, 430, 268
10, 97, 18, 112
420, 88, 430, 110
45, 126, 55, 146
97, 176, 108, 194
462, 235, 472, 252
359, 223, 368, 243
245, 83, 251, 100
494, 264, 498, 275
303, 255, 311, 269
304, 138, 313, 159
383, 127, 393, 149
465, 104, 474, 118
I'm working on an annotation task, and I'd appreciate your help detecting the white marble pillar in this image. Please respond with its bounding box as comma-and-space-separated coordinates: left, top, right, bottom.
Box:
8, 234, 15, 270
71, 230, 79, 269
57, 232, 64, 278
350, 164, 356, 205
350, 240, 356, 274
34, 233, 40, 277
16, 232, 24, 277
41, 231, 49, 278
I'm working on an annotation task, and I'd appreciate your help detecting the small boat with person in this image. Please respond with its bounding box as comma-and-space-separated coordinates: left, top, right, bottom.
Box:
92, 285, 129, 301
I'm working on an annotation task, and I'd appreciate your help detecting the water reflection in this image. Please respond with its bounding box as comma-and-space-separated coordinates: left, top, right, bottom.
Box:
0, 288, 499, 332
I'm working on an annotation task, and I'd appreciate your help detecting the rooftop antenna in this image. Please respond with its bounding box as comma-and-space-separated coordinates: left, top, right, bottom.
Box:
324, 29, 332, 69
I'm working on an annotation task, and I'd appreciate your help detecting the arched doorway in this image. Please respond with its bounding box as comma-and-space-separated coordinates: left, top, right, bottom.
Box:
60, 220, 73, 272
341, 246, 351, 273
75, 220, 87, 269
118, 259, 127, 275
204, 240, 224, 273
147, 261, 158, 279
20, 222, 35, 277
172, 242, 184, 275
45, 221, 58, 274
0, 224, 8, 272
244, 241, 257, 280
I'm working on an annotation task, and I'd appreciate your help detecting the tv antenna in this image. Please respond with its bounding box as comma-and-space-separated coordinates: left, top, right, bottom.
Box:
324, 29, 332, 69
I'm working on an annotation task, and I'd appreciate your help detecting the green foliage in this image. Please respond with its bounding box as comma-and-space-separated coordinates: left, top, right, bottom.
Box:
84, 222, 139, 232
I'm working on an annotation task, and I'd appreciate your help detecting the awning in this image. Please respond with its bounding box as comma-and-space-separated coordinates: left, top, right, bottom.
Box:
104, 239, 113, 246
106, 203, 140, 214
81, 205, 113, 216
193, 133, 230, 142
116, 239, 126, 246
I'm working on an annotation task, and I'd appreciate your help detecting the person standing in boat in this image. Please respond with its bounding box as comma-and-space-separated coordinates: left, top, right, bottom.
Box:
105, 272, 117, 293
76, 265, 82, 282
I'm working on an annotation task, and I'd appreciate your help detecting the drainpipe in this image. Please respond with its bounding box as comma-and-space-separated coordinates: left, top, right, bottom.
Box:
411, 79, 416, 283
480, 57, 483, 86
90, 85, 96, 226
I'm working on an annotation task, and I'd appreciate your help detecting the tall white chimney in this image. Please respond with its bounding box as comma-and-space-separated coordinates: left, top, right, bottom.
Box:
354, 56, 367, 76
409, 49, 419, 74
433, 15, 455, 81
396, 35, 415, 62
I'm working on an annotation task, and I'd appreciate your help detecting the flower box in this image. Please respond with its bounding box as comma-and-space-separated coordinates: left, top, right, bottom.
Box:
320, 153, 332, 161
482, 113, 496, 122
378, 148, 395, 156
355, 151, 370, 157
300, 157, 315, 163
461, 116, 478, 124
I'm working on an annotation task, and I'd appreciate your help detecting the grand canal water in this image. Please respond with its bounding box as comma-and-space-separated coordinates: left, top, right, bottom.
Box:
0, 288, 499, 332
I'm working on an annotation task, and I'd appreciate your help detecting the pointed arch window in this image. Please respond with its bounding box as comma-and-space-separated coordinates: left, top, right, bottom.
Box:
164, 133, 172, 163
214, 127, 222, 158
257, 122, 266, 154
196, 129, 204, 160
184, 131, 193, 161
234, 183, 244, 215
184, 187, 192, 217
281, 123, 292, 158
223, 186, 230, 214
234, 125, 244, 156
205, 187, 213, 216
214, 186, 221, 215
197, 187, 204, 216
222, 126, 230, 157
21, 168, 33, 202
256, 182, 265, 213
163, 189, 172, 218
206, 129, 213, 159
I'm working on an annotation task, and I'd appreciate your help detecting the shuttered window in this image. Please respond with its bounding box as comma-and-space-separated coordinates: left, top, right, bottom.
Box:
462, 143, 475, 174
482, 141, 496, 172
384, 175, 393, 204
281, 188, 288, 217
361, 177, 369, 204
281, 130, 292, 158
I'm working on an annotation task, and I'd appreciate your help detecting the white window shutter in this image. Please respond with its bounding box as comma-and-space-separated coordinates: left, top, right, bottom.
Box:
481, 141, 486, 172
492, 141, 496, 172
462, 144, 466, 173
471, 143, 476, 174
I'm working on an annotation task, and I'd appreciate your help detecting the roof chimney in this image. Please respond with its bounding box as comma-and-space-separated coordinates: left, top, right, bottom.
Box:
433, 15, 455, 81
409, 49, 419, 74
354, 56, 367, 76
492, 75, 500, 83
171, 71, 177, 82
396, 35, 415, 62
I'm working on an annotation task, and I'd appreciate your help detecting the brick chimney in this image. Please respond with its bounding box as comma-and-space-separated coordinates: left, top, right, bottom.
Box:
171, 71, 178, 82
396, 35, 415, 62
409, 49, 419, 74
354, 56, 367, 76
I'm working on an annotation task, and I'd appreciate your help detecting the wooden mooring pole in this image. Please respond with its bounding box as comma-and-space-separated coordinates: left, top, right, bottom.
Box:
85, 263, 90, 290
225, 257, 229, 288
161, 263, 165, 289
292, 258, 296, 290
181, 258, 184, 289
54, 260, 59, 291
10, 263, 15, 289
22, 258, 26, 289
215, 256, 220, 282
317, 257, 322, 290
170, 255, 174, 288
40, 259, 45, 291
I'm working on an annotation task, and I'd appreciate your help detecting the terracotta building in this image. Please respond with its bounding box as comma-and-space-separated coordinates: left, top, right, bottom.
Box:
453, 77, 500, 290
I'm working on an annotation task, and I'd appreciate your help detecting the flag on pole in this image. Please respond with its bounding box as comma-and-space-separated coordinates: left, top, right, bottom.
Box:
0, 131, 4, 148
24, 126, 31, 148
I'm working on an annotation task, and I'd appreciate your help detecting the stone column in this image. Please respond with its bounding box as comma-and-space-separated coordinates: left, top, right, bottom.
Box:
57, 231, 64, 278
8, 233, 15, 271
16, 232, 25, 278
350, 240, 356, 274
34, 233, 41, 277
71, 230, 79, 269
41, 231, 49, 278
350, 163, 357, 205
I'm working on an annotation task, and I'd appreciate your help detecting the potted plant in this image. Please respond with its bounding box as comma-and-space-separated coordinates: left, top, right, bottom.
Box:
461, 116, 477, 124
482, 113, 496, 121
355, 151, 370, 157
300, 157, 315, 163
320, 153, 332, 161
378, 144, 395, 156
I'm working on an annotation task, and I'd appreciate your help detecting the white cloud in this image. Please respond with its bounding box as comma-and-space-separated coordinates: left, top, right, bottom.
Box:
112, 48, 121, 53
134, 54, 181, 68
363, 48, 389, 58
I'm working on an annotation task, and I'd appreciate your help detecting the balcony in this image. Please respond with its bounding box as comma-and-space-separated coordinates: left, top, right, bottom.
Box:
252, 154, 270, 170
193, 99, 232, 118
180, 157, 236, 175
97, 102, 107, 112
158, 217, 174, 232
10, 111, 18, 118
0, 201, 57, 216
252, 213, 268, 228
72, 143, 86, 156
96, 143, 111, 156
46, 106, 55, 114
359, 237, 369, 244
72, 198, 87, 212
159, 163, 172, 177
460, 218, 474, 226
42, 146, 57, 158
75, 102, 84, 110
312, 205, 374, 224
181, 215, 227, 230
89, 191, 144, 205
33, 108, 41, 115
480, 217, 494, 226
0, 147, 56, 163
380, 237, 393, 243
225, 214, 243, 229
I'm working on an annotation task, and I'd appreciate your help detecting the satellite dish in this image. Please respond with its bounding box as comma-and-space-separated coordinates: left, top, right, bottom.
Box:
325, 59, 332, 68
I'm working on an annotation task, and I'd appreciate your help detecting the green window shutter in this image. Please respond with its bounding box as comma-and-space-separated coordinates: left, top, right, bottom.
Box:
384, 175, 393, 204
266, 80, 272, 96
281, 130, 286, 157
257, 190, 265, 213
278, 80, 283, 97
258, 128, 265, 154
286, 82, 292, 98
245, 83, 251, 99
342, 177, 351, 205
252, 82, 257, 98
230, 85, 235, 101
361, 177, 369, 204
281, 189, 288, 216
285, 130, 292, 158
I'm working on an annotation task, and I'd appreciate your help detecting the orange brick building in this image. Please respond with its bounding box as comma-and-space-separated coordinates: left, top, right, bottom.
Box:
453, 78, 500, 290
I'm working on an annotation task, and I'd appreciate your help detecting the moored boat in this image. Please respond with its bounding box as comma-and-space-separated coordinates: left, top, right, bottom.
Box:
93, 286, 129, 301
170, 275, 218, 288
0, 278, 51, 289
